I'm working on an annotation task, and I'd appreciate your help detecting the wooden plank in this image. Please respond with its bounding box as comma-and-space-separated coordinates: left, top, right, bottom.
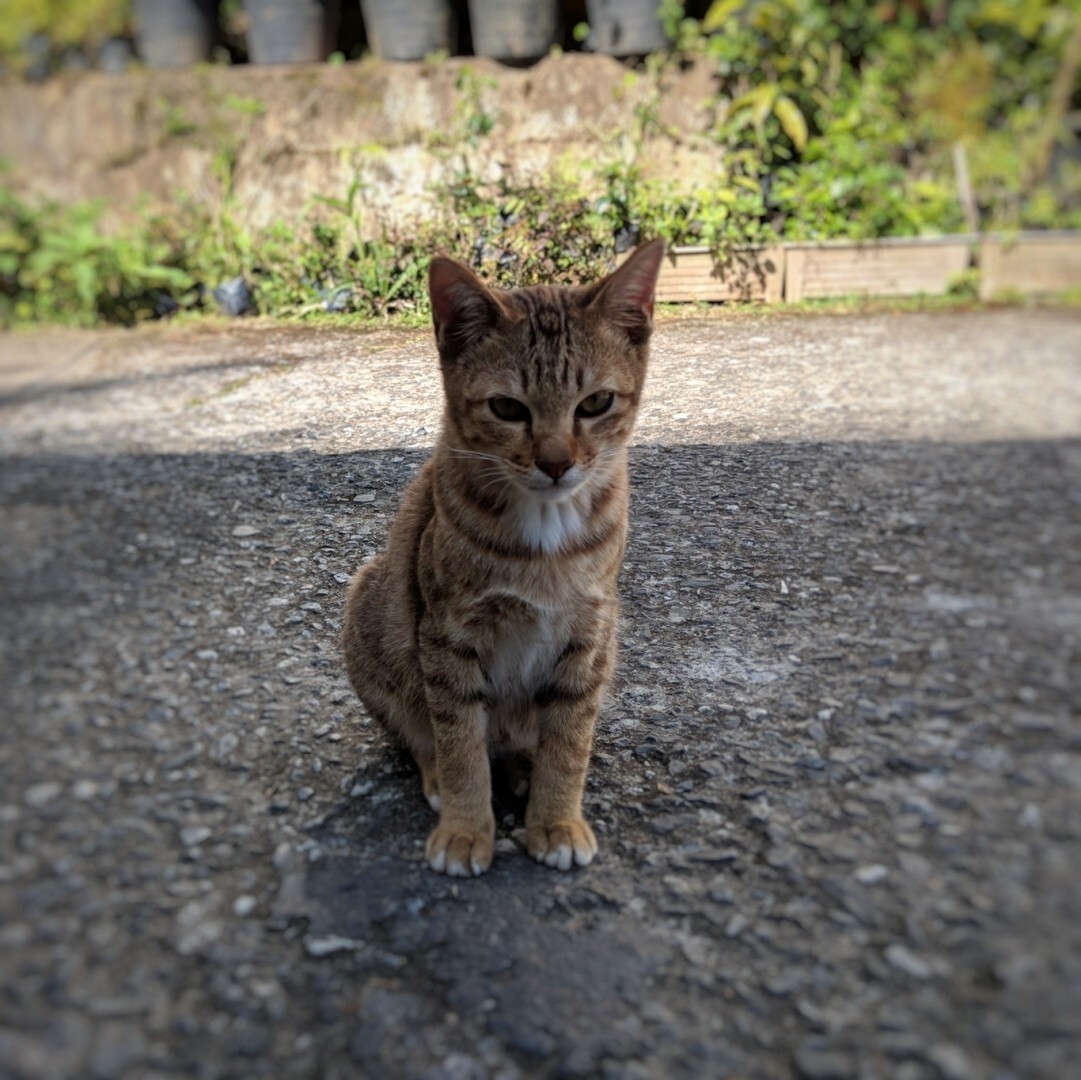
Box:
980, 233, 1081, 299
784, 240, 972, 301
617, 246, 785, 303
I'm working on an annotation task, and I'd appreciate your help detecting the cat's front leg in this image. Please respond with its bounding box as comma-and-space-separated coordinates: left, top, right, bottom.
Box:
421, 632, 495, 877
525, 636, 613, 870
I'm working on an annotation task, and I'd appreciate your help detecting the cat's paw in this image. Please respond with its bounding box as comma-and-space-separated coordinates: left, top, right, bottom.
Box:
526, 818, 597, 871
425, 823, 494, 877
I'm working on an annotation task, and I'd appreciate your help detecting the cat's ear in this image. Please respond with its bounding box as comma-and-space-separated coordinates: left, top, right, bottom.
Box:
429, 256, 505, 359
589, 238, 665, 344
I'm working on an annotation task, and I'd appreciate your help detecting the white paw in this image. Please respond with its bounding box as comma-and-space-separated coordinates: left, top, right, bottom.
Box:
425, 825, 493, 877
526, 819, 597, 871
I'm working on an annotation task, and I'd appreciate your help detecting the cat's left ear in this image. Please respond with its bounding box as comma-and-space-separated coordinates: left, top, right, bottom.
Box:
429, 256, 507, 361
588, 238, 666, 344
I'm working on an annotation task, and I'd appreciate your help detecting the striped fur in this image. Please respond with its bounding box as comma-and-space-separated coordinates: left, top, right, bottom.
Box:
342, 239, 665, 876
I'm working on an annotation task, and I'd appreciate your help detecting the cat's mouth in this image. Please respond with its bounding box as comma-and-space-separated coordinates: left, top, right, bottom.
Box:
519, 468, 586, 501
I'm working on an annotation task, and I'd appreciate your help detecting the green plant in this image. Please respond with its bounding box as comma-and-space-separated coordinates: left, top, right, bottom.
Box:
161, 98, 197, 138
0, 0, 130, 59
0, 188, 192, 326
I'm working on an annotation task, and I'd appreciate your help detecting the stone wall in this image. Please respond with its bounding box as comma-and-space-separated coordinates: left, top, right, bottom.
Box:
0, 54, 722, 230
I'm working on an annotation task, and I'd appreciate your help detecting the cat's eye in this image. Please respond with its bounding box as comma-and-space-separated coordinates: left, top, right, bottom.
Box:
576, 390, 615, 418
489, 397, 531, 423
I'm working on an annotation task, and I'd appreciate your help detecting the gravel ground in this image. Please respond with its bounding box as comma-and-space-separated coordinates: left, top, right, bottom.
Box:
1, 309, 1079, 1079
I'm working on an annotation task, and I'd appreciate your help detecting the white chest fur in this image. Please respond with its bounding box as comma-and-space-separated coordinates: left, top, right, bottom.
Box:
509, 495, 588, 554
482, 602, 566, 703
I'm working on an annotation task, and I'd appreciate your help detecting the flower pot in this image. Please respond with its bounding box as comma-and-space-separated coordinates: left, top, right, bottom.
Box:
467, 0, 558, 62
243, 0, 340, 64
360, 0, 455, 61
584, 0, 667, 57
616, 245, 785, 303
978, 231, 1081, 300
783, 236, 974, 302
133, 0, 217, 69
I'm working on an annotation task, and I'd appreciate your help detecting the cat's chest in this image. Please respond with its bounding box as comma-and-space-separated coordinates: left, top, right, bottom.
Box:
480, 600, 570, 700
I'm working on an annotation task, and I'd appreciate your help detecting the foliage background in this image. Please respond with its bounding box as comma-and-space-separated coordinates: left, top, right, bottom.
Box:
1, 0, 1079, 324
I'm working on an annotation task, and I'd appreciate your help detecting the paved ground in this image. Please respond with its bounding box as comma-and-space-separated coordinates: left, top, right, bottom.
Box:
1, 309, 1079, 1079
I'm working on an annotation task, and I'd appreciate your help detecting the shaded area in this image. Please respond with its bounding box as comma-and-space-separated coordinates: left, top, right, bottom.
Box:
1, 435, 1080, 1078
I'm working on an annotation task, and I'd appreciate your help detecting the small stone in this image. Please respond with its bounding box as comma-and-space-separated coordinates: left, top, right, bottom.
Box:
794, 1045, 856, 1079
71, 779, 99, 800
180, 825, 212, 847
724, 912, 749, 938
679, 935, 711, 965
0, 922, 33, 947
884, 943, 933, 980
175, 899, 223, 956
854, 864, 889, 885
231, 525, 260, 537
304, 934, 361, 957
233, 895, 257, 917
429, 1052, 487, 1080
926, 1043, 976, 1080
25, 781, 63, 808
354, 492, 377, 503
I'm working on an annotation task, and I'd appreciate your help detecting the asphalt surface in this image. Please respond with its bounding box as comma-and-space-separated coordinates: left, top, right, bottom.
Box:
1, 309, 1079, 1079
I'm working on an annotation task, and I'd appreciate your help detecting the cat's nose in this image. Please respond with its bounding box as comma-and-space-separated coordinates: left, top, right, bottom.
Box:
536, 455, 572, 481
534, 438, 575, 482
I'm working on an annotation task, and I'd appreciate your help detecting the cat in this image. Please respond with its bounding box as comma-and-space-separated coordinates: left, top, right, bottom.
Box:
341, 238, 665, 877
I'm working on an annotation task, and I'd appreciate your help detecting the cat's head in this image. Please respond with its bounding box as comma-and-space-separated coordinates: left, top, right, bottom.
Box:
428, 239, 665, 503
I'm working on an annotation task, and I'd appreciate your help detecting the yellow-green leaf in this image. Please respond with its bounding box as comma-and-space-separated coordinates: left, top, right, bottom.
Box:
774, 95, 808, 152
752, 85, 778, 132
702, 0, 746, 34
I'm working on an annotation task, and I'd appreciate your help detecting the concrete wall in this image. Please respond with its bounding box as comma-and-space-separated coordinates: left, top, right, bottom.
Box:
0, 54, 722, 230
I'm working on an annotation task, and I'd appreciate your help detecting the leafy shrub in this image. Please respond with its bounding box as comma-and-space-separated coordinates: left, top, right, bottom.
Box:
0, 188, 191, 326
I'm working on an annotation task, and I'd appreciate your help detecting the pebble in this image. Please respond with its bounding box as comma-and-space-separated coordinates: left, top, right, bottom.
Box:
793, 1045, 856, 1079
233, 895, 257, 917
724, 913, 749, 938
853, 864, 889, 885
180, 826, 213, 847
884, 944, 933, 980
24, 781, 63, 808
926, 1044, 976, 1080
304, 934, 362, 957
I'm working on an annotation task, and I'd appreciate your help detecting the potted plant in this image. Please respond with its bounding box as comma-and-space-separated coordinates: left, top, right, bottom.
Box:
134, 0, 217, 69
243, 0, 339, 64
360, 0, 455, 61
583, 0, 667, 57
467, 0, 558, 62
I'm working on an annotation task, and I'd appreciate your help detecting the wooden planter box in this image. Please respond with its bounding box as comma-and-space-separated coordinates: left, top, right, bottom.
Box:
784, 236, 975, 302
979, 231, 1081, 300
617, 245, 785, 303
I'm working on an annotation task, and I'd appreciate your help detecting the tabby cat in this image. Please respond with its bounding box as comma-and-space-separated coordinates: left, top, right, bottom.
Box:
342, 238, 665, 876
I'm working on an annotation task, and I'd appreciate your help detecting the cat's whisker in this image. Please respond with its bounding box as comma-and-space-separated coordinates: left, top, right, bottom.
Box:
445, 447, 504, 464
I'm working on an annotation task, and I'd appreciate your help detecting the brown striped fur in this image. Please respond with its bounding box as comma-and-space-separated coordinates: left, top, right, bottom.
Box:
342, 239, 665, 876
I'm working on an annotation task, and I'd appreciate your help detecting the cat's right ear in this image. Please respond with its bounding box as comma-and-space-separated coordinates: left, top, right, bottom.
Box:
429, 257, 504, 360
